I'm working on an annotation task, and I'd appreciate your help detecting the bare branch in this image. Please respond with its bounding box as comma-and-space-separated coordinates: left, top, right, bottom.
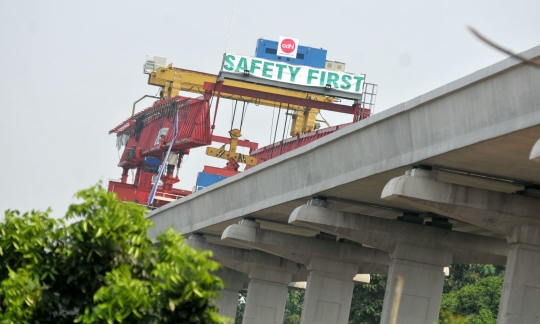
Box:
468, 26, 540, 69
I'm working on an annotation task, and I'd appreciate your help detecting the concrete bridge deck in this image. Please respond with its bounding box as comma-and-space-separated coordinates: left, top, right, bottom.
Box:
149, 45, 540, 240
147, 45, 540, 324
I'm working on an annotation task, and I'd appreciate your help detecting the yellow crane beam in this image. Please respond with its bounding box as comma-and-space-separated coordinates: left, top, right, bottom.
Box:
205, 129, 257, 166
148, 64, 329, 135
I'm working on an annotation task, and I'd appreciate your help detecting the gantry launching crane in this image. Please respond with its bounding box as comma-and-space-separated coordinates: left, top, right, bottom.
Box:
144, 59, 328, 136
109, 37, 376, 207
108, 92, 259, 206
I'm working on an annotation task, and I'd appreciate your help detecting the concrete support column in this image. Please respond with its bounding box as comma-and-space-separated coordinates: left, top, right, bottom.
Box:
498, 225, 540, 323
218, 289, 241, 321
498, 244, 540, 323
187, 234, 306, 323
300, 257, 358, 324
381, 169, 540, 322
380, 244, 452, 324
214, 268, 247, 321
243, 266, 293, 324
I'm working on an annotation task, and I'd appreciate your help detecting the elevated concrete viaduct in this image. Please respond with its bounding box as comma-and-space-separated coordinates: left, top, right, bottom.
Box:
148, 45, 540, 323
222, 219, 390, 324
288, 203, 508, 323
381, 168, 540, 322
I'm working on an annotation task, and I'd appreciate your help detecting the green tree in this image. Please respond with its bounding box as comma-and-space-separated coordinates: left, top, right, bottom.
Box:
233, 264, 504, 323
283, 289, 304, 324
347, 265, 504, 323
0, 185, 228, 324
443, 264, 504, 293
438, 311, 468, 324
348, 274, 387, 324
440, 275, 503, 324
437, 264, 504, 323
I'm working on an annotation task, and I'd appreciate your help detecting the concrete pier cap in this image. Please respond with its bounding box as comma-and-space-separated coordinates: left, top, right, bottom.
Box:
381, 167, 540, 244
287, 198, 466, 324
186, 234, 308, 281
288, 203, 508, 265
221, 218, 390, 274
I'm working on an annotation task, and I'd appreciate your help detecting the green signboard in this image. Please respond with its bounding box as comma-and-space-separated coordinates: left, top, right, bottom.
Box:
222, 53, 365, 95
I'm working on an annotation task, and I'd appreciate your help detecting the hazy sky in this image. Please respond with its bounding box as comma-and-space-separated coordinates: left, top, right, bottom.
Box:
1, 0, 539, 217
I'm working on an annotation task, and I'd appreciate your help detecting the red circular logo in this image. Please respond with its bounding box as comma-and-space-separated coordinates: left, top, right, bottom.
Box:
280, 38, 296, 53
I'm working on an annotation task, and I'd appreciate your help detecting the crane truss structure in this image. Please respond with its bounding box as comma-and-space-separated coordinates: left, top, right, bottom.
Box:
108, 56, 377, 207
109, 95, 211, 206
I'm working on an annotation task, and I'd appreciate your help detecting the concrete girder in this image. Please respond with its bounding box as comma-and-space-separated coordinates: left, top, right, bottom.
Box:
381, 169, 540, 245
221, 219, 389, 274
213, 267, 248, 290
214, 267, 249, 292
148, 46, 540, 242
288, 204, 508, 265
187, 235, 307, 282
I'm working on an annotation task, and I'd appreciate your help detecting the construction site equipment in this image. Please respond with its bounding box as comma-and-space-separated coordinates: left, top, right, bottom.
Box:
193, 165, 243, 192
201, 81, 371, 133
206, 129, 257, 170
108, 93, 258, 206
195, 172, 227, 191
245, 123, 352, 170
109, 44, 377, 207
143, 57, 333, 136
108, 95, 210, 206
132, 95, 160, 117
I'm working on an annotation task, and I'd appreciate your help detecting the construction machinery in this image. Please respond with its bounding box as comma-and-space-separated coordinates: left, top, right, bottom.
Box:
108, 37, 377, 207
108, 93, 258, 207
206, 129, 258, 169
145, 61, 327, 136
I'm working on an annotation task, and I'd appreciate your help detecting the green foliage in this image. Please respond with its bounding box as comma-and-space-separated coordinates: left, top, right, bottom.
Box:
0, 185, 228, 324
283, 289, 304, 324
438, 311, 468, 323
440, 275, 503, 324
349, 265, 504, 323
77, 265, 154, 323
348, 274, 387, 324
0, 209, 60, 290
443, 264, 504, 293
274, 265, 503, 324
0, 267, 42, 323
